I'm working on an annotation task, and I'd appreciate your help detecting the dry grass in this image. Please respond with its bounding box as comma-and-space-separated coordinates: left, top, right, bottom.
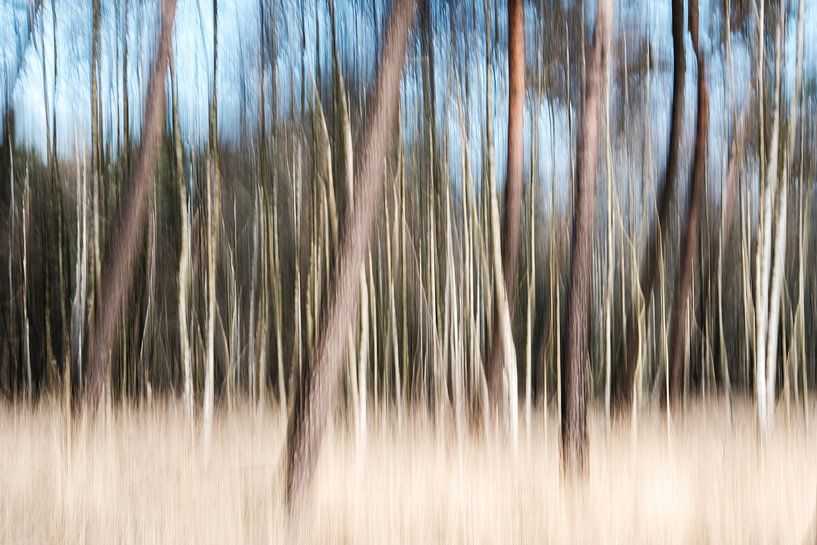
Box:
1, 399, 816, 544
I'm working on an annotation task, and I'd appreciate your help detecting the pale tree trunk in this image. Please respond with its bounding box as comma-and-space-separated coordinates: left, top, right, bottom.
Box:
486, 0, 524, 420
22, 166, 32, 399
38, 5, 57, 388
763, 0, 804, 433
284, 0, 416, 508
271, 179, 285, 412
668, 0, 709, 401
765, 181, 786, 418
171, 53, 193, 424
328, 0, 354, 214
203, 0, 220, 447
328, 0, 368, 442
89, 0, 102, 402
603, 84, 614, 423
524, 136, 535, 442
82, 0, 178, 411
562, 0, 613, 471
755, 13, 783, 436
357, 270, 369, 451
489, 186, 518, 448
71, 151, 89, 402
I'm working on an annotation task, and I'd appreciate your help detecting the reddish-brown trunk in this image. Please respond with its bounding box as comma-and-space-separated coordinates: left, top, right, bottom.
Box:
487, 0, 525, 407
562, 0, 613, 471
284, 0, 416, 509
613, 0, 686, 410
81, 0, 178, 411
669, 0, 708, 401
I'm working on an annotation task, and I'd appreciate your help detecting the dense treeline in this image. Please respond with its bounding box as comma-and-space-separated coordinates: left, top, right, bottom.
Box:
1, 0, 816, 497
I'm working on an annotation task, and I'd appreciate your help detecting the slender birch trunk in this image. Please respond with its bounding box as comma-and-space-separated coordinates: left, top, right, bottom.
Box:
755, 13, 783, 436
203, 0, 220, 445
764, 0, 804, 430
171, 53, 193, 422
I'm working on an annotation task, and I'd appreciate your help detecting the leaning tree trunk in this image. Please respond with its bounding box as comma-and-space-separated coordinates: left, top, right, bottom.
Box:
284, 0, 416, 508
486, 0, 524, 425
562, 0, 613, 472
81, 0, 178, 411
668, 0, 709, 401
613, 0, 685, 410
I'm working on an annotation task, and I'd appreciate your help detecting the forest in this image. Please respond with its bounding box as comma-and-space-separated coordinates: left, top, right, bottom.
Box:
1, 0, 817, 542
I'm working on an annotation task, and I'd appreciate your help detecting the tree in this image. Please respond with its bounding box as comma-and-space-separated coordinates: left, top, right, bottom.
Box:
755, 0, 804, 436
613, 0, 686, 410
203, 0, 220, 448
284, 0, 417, 508
486, 0, 524, 428
171, 51, 193, 425
562, 0, 614, 471
668, 0, 709, 401
81, 0, 178, 410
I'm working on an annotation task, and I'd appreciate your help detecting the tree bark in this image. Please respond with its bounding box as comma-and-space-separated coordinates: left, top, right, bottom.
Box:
562, 0, 613, 471
171, 52, 193, 424
668, 0, 708, 401
486, 0, 524, 415
754, 10, 783, 436
81, 0, 178, 411
613, 0, 686, 410
284, 0, 416, 508
203, 0, 220, 447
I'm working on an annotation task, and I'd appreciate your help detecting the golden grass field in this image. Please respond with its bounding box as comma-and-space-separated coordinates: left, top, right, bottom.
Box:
1, 399, 816, 544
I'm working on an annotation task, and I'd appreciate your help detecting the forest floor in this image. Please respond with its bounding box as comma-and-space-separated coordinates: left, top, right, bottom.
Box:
1, 398, 816, 544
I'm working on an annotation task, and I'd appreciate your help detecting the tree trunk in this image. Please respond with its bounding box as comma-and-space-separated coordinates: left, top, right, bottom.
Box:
81, 0, 178, 411
284, 0, 416, 508
613, 0, 685, 410
171, 52, 193, 424
562, 0, 613, 472
754, 11, 783, 436
668, 0, 708, 402
203, 0, 220, 447
486, 0, 524, 419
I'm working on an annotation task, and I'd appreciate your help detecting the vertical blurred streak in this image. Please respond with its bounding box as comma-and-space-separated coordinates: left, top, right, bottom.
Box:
81, 0, 178, 412
284, 0, 417, 509
203, 0, 220, 449
668, 0, 709, 403
613, 0, 686, 411
562, 0, 614, 472
486, 0, 524, 431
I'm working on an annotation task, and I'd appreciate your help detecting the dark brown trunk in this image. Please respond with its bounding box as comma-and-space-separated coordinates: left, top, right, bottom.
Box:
81, 0, 178, 411
669, 0, 708, 402
562, 0, 613, 471
284, 0, 416, 509
486, 0, 525, 407
613, 0, 686, 410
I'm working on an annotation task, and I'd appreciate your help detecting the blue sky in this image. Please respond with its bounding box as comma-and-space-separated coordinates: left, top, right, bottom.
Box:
0, 0, 813, 214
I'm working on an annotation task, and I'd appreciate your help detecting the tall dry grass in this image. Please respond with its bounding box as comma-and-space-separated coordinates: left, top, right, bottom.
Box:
1, 399, 816, 544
